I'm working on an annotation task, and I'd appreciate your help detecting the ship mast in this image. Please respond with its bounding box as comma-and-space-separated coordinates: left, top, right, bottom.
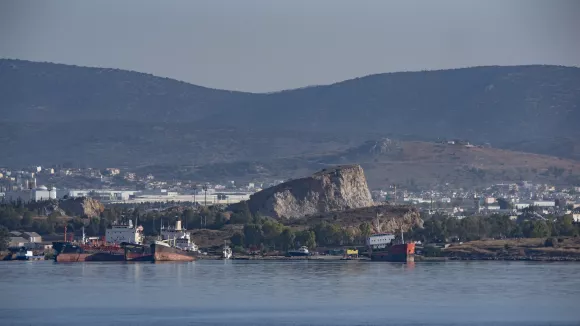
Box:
400, 227, 404, 244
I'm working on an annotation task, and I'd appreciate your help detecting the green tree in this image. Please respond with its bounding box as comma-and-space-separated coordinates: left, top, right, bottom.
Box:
531, 220, 551, 238
21, 211, 34, 228
87, 218, 100, 236
230, 201, 253, 224
182, 209, 196, 229
231, 232, 245, 247
243, 224, 263, 247
212, 212, 229, 229
295, 230, 316, 249
553, 215, 578, 236
359, 222, 372, 243
278, 228, 296, 251
0, 226, 9, 251
99, 218, 109, 235
47, 211, 60, 226
497, 198, 513, 210
262, 220, 284, 247
313, 222, 344, 246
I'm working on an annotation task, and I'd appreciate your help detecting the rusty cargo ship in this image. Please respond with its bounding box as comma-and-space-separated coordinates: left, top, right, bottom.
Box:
367, 232, 415, 262
150, 241, 197, 262
53, 242, 125, 262
124, 220, 199, 262
53, 220, 144, 262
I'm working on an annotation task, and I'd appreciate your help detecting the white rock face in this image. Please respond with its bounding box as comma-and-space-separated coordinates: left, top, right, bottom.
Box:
246, 165, 374, 219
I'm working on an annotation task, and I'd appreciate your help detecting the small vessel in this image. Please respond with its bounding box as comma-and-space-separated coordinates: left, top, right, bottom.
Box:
222, 243, 233, 259
287, 246, 310, 257
15, 249, 44, 261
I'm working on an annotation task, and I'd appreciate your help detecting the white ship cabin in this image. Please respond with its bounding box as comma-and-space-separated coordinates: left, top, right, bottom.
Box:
366, 233, 395, 248
105, 220, 144, 245
161, 220, 199, 252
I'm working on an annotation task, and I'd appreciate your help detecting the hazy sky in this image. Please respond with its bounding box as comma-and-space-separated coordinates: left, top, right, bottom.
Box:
1, 0, 579, 92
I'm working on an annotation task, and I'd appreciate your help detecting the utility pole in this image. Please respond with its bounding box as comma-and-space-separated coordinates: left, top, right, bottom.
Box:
202, 184, 208, 207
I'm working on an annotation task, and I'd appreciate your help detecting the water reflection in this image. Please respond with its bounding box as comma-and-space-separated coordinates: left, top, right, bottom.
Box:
0, 260, 579, 325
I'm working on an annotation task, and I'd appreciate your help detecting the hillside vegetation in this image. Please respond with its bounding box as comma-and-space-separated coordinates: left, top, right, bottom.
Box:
2, 59, 580, 186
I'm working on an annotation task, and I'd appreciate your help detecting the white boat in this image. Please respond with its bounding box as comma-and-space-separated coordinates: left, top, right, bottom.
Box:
287, 246, 310, 257
222, 245, 233, 259
15, 250, 44, 261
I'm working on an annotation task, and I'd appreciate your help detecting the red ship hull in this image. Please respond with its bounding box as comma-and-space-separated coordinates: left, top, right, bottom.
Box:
55, 252, 125, 262
122, 243, 153, 262
53, 242, 125, 262
151, 243, 196, 262
370, 243, 415, 262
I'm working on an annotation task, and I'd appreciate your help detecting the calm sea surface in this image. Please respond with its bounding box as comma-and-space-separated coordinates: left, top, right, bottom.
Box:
0, 260, 579, 326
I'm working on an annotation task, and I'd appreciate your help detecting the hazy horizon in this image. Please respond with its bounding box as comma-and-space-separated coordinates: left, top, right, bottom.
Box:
1, 0, 579, 92
3, 57, 579, 94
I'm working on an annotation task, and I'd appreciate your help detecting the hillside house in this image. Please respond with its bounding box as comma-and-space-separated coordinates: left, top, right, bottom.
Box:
22, 232, 42, 243
573, 208, 580, 222
9, 237, 27, 248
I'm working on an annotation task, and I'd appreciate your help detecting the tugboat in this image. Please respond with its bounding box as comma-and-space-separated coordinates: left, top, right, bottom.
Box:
287, 246, 310, 257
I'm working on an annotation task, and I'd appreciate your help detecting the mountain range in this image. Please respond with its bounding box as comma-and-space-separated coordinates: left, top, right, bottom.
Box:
1, 59, 579, 187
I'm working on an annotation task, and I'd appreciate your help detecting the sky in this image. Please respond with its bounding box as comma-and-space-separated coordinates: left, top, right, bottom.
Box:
1, 0, 579, 92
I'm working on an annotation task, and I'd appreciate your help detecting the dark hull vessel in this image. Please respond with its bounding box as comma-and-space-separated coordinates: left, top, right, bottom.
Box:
52, 242, 124, 262
286, 251, 310, 257
122, 243, 153, 261
370, 243, 415, 262
151, 243, 197, 262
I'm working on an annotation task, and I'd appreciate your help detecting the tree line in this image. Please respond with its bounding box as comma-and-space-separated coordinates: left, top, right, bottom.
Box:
1, 199, 578, 252
412, 213, 579, 243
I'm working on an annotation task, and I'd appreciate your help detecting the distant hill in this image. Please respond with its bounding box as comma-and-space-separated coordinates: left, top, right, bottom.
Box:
0, 59, 255, 123
134, 139, 580, 188
1, 59, 579, 185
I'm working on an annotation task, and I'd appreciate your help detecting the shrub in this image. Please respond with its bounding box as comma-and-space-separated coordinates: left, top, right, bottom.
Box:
544, 238, 556, 247
422, 245, 442, 257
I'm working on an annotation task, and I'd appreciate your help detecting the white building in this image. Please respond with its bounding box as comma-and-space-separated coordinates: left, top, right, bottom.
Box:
484, 197, 496, 204
63, 189, 139, 201
3, 186, 57, 202
22, 232, 42, 243
514, 203, 530, 210
532, 201, 556, 207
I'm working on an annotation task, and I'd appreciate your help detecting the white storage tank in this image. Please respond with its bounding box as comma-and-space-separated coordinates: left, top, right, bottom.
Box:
49, 187, 57, 199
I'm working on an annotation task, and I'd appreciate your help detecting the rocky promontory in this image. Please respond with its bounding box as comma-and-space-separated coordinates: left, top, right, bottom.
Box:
244, 165, 374, 219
